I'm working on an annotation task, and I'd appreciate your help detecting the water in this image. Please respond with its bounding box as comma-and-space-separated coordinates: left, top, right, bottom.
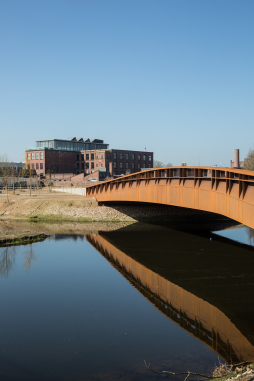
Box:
215, 225, 254, 246
0, 222, 254, 381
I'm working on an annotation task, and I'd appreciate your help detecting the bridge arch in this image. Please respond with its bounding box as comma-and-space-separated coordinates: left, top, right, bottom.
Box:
86, 167, 254, 229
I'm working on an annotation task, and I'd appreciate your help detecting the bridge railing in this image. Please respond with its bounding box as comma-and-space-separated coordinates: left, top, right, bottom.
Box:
86, 166, 254, 196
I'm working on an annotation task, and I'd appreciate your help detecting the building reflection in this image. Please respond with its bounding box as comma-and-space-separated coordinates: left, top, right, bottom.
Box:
87, 228, 254, 365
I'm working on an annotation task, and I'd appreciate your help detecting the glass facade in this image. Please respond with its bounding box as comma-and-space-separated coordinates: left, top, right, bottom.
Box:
36, 139, 108, 152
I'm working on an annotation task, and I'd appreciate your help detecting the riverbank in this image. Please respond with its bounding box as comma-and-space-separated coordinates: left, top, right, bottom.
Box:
0, 230, 49, 246
212, 363, 254, 381
0, 189, 238, 226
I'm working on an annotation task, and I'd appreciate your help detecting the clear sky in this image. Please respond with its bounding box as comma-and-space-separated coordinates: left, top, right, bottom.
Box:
0, 0, 253, 166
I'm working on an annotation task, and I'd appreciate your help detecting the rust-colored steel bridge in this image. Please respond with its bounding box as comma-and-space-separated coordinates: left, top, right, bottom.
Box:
86, 167, 254, 228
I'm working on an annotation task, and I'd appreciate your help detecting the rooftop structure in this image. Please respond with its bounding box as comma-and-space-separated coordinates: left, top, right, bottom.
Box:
34, 137, 109, 152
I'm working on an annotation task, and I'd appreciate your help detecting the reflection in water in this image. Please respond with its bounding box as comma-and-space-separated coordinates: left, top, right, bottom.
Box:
0, 244, 38, 277
1, 222, 254, 381
23, 244, 37, 272
215, 225, 254, 247
87, 226, 254, 365
0, 246, 16, 278
247, 227, 254, 246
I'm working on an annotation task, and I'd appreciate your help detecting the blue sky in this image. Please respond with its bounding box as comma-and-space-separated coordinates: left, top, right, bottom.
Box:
0, 0, 253, 166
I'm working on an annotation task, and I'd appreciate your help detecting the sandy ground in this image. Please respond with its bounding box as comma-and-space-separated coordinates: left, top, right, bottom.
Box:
0, 188, 98, 219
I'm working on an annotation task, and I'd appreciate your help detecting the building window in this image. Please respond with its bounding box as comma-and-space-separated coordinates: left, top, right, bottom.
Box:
138, 163, 140, 169
91, 154, 94, 160
81, 163, 84, 170
76, 153, 80, 161
96, 156, 98, 159
126, 162, 129, 169
91, 162, 94, 169
126, 153, 129, 160
86, 154, 89, 160
143, 155, 146, 161
101, 155, 103, 159
149, 155, 152, 161
27, 153, 30, 160
132, 154, 135, 160
36, 163, 39, 169
40, 152, 43, 160
149, 163, 152, 168
86, 162, 89, 169
101, 164, 103, 167
32, 163, 34, 169
96, 163, 98, 167
120, 162, 123, 168
120, 153, 123, 159
114, 162, 117, 168
132, 163, 135, 169
138, 154, 140, 161
36, 152, 39, 160
40, 163, 43, 169
143, 163, 146, 168
76, 163, 79, 169
114, 153, 117, 159
31, 153, 34, 160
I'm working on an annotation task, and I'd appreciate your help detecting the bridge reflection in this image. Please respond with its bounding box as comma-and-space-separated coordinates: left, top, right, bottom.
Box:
87, 225, 254, 364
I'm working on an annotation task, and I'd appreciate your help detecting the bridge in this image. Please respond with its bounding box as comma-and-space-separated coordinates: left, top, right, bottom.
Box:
86, 166, 254, 228
87, 231, 254, 364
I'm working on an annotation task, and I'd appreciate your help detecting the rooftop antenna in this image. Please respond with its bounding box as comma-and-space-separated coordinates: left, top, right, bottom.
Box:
144, 146, 146, 152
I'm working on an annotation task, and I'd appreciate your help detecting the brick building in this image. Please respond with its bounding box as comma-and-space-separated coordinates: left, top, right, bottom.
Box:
26, 137, 153, 180
26, 138, 108, 176
83, 149, 153, 176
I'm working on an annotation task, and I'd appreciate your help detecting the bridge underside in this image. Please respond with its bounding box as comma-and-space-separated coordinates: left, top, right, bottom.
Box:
86, 167, 254, 229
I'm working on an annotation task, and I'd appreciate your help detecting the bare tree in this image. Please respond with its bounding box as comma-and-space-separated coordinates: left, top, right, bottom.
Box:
244, 149, 254, 171
0, 154, 12, 203
154, 160, 172, 168
44, 170, 53, 191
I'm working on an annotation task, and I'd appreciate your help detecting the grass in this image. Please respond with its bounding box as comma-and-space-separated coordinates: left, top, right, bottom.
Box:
0, 234, 48, 247
28, 214, 94, 222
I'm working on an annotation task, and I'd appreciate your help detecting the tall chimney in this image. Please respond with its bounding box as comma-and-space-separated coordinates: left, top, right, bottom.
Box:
234, 149, 240, 168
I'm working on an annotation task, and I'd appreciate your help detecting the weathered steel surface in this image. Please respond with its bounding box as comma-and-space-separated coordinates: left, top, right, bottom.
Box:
87, 233, 254, 363
86, 167, 254, 228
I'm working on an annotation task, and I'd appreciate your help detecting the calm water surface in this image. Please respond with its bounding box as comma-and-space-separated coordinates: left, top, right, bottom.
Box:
0, 222, 254, 381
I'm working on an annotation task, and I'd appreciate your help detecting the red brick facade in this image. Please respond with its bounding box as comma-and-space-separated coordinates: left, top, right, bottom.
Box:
26, 148, 153, 179
82, 149, 153, 177
26, 150, 78, 176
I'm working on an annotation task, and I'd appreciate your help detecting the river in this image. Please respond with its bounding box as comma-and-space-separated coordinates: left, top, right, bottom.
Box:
0, 221, 254, 381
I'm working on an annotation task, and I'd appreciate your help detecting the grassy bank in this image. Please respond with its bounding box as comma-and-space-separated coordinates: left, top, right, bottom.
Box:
0, 231, 49, 246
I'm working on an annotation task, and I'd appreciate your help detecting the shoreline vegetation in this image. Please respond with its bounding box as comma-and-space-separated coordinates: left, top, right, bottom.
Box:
145, 362, 254, 381
0, 231, 49, 246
